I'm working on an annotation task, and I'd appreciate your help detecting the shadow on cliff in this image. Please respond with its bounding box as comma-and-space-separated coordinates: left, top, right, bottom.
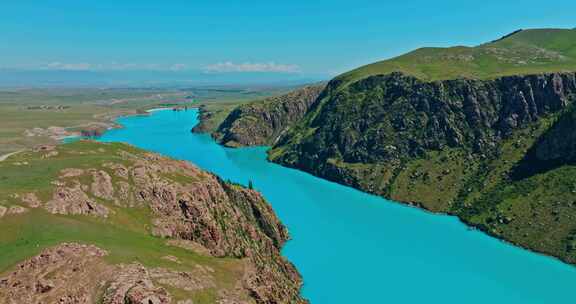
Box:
511, 105, 576, 180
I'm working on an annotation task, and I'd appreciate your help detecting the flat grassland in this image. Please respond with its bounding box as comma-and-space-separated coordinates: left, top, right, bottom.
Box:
0, 86, 291, 154
0, 88, 189, 154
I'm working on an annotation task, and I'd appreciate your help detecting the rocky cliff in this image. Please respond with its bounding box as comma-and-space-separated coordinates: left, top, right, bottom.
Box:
267, 71, 576, 264
213, 84, 325, 147
0, 141, 305, 304
272, 71, 576, 169
202, 28, 576, 265
190, 105, 215, 134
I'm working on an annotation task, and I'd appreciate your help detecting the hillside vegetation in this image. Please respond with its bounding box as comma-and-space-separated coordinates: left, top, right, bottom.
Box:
0, 141, 305, 304
340, 29, 576, 83
213, 28, 576, 265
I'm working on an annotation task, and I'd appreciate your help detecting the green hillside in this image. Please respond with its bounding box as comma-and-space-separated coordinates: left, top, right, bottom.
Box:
0, 141, 304, 303
339, 28, 576, 83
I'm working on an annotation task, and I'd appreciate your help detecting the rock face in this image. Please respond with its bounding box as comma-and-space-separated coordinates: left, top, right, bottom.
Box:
0, 243, 211, 304
0, 143, 306, 304
213, 84, 325, 147
0, 243, 112, 304
272, 72, 576, 168
111, 153, 305, 303
102, 264, 173, 304
45, 182, 110, 217
189, 105, 216, 134
214, 71, 576, 264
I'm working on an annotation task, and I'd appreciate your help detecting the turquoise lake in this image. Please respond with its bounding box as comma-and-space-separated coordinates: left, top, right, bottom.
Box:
98, 109, 576, 303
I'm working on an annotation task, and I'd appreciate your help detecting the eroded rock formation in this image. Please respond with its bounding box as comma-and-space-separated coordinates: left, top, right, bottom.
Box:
212, 84, 325, 147
0, 144, 305, 304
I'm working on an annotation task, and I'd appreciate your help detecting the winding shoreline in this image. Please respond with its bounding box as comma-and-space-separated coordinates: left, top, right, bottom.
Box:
191, 107, 576, 268
106, 108, 576, 303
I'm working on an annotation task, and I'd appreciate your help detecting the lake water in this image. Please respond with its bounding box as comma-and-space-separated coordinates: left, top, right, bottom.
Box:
98, 109, 576, 304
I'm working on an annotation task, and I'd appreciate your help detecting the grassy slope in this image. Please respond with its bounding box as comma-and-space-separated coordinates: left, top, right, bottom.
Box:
339, 28, 576, 84
0, 141, 243, 303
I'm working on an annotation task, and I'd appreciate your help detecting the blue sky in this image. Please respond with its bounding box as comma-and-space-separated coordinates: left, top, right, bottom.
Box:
1, 0, 575, 83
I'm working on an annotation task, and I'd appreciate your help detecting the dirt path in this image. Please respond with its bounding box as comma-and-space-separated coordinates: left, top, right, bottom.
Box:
0, 150, 24, 162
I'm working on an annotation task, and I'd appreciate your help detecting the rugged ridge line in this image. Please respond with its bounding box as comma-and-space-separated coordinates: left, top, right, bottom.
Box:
268, 71, 576, 264
206, 70, 576, 264
203, 28, 576, 264
272, 72, 576, 168
212, 84, 325, 147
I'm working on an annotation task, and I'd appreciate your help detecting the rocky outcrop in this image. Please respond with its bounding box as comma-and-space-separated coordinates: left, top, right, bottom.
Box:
202, 71, 576, 264
213, 84, 325, 147
260, 71, 576, 264
269, 73, 576, 198
90, 169, 114, 200
272, 72, 576, 167
0, 243, 112, 304
45, 182, 110, 217
269, 72, 576, 196
102, 264, 172, 304
189, 105, 216, 134
0, 243, 216, 304
20, 192, 41, 208
0, 143, 306, 304
109, 153, 304, 303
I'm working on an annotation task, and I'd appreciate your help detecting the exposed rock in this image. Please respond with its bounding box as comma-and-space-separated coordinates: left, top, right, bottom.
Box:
0, 243, 230, 304
122, 153, 305, 303
90, 169, 115, 200
213, 84, 325, 147
269, 73, 576, 204
103, 162, 130, 179
272, 72, 576, 166
0, 143, 306, 304
0, 243, 111, 304
116, 180, 136, 206
20, 192, 42, 208
234, 71, 576, 265
102, 264, 171, 304
44, 182, 110, 217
